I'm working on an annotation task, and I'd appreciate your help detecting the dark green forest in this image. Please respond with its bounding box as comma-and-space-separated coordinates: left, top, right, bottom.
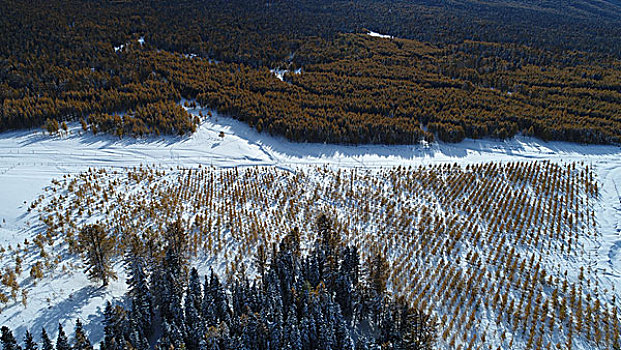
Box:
1, 0, 620, 143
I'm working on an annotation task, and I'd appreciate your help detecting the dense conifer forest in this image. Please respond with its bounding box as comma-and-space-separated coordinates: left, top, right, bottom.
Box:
1, 0, 620, 144
0, 217, 436, 350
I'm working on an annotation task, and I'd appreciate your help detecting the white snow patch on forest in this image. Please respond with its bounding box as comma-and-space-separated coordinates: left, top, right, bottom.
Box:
270, 68, 302, 81
367, 30, 394, 39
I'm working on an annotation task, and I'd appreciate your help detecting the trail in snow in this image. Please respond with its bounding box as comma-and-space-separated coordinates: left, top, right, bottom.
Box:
598, 166, 621, 275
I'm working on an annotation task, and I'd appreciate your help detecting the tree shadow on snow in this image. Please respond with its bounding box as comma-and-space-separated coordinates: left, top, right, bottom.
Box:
202, 109, 621, 162
11, 285, 106, 342
1, 107, 619, 165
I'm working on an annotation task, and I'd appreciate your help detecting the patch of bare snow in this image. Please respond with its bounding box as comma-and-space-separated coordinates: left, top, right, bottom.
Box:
367, 30, 393, 39
270, 68, 302, 81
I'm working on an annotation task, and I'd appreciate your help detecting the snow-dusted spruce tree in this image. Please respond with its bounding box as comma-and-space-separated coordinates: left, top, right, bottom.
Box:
78, 224, 116, 287
126, 254, 153, 342
72, 320, 92, 350
22, 331, 37, 350
55, 324, 70, 350
102, 302, 126, 350
40, 329, 53, 350
184, 268, 204, 350
153, 245, 186, 328
0, 326, 20, 350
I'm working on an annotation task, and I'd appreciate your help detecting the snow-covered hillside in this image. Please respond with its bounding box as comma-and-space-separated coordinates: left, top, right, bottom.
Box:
0, 106, 620, 349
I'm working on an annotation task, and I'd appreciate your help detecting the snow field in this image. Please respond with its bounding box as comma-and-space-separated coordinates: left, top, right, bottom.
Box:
0, 161, 615, 350
0, 106, 620, 349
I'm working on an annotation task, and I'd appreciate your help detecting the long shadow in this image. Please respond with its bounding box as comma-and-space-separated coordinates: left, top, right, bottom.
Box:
3, 105, 620, 163
202, 108, 621, 160
10, 284, 106, 342
17, 126, 184, 149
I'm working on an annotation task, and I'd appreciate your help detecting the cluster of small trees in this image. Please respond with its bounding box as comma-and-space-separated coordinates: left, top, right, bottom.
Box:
1, 323, 86, 350
1, 217, 436, 350
87, 101, 198, 138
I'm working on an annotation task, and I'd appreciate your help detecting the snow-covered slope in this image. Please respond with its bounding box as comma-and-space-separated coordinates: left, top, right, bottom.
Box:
0, 106, 620, 348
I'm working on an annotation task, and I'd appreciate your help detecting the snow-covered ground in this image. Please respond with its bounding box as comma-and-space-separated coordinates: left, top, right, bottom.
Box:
367, 30, 394, 39
0, 106, 620, 346
1, 108, 619, 242
270, 68, 302, 81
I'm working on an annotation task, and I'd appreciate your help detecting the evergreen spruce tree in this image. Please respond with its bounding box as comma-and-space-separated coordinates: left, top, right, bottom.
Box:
338, 246, 360, 321
102, 302, 126, 350
154, 320, 172, 350
334, 273, 354, 322
126, 307, 149, 350
299, 315, 313, 350
127, 256, 152, 339
168, 322, 186, 350
72, 319, 92, 350
187, 268, 203, 312
55, 324, 70, 350
23, 331, 38, 350
184, 267, 204, 350
204, 270, 230, 326
202, 281, 217, 328
40, 329, 53, 350
284, 305, 302, 350
0, 326, 21, 350
154, 245, 186, 328
184, 292, 203, 350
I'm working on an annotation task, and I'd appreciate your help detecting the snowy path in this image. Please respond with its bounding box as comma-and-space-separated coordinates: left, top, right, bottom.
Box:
597, 164, 621, 278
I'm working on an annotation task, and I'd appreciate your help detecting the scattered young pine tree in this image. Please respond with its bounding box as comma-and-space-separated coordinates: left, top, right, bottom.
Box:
78, 224, 116, 286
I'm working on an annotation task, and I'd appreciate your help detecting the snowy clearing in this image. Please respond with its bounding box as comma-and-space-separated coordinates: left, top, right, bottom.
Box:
269, 68, 302, 81
367, 31, 394, 39
0, 106, 620, 349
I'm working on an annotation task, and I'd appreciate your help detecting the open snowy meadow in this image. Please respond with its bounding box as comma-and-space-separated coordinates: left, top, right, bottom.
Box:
0, 106, 620, 349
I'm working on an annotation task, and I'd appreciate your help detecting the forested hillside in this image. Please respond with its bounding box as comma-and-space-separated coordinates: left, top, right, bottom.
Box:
1, 0, 620, 144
